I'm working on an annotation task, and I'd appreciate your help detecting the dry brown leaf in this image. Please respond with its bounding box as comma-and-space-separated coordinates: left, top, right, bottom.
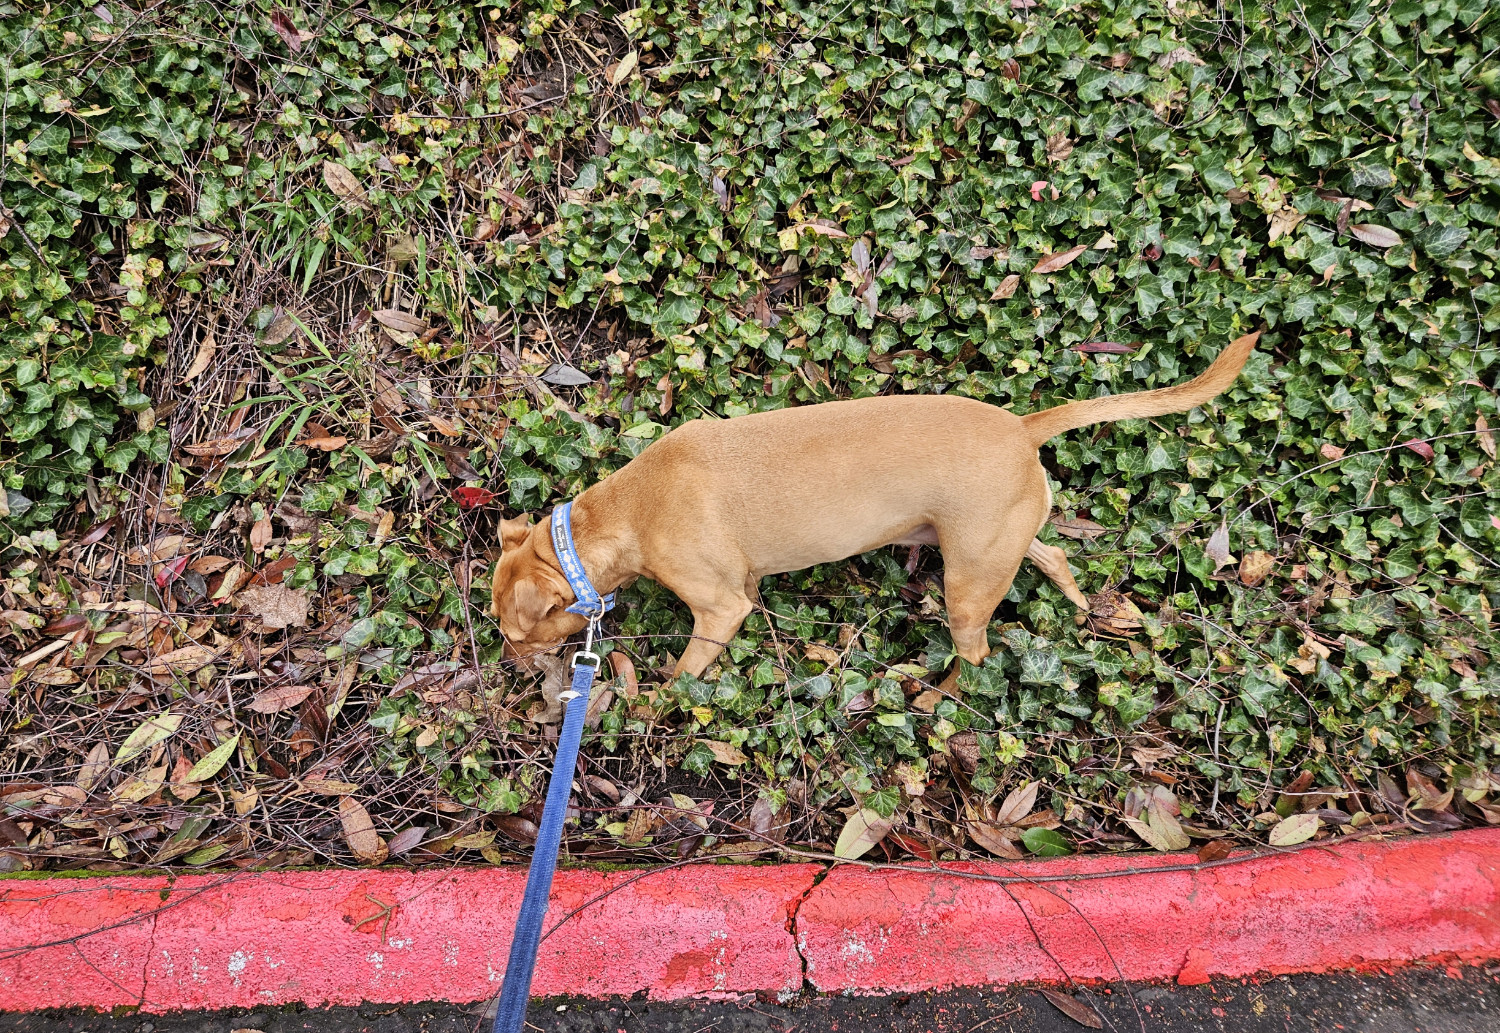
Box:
989, 273, 1021, 300
296, 435, 348, 451
339, 796, 388, 864
125, 535, 185, 565
1205, 521, 1235, 572
1349, 223, 1402, 249
237, 584, 311, 629
1088, 590, 1144, 636
76, 742, 111, 792
181, 434, 252, 458
1477, 415, 1496, 459
1050, 516, 1108, 539
1320, 442, 1346, 461
372, 509, 396, 547
180, 333, 217, 383
702, 740, 748, 766
169, 755, 201, 801
303, 777, 359, 795
142, 644, 216, 676
804, 642, 842, 665
657, 373, 674, 416
188, 555, 235, 575
1045, 133, 1074, 163
1039, 989, 1103, 1029
428, 413, 461, 437
993, 781, 1040, 826
372, 309, 427, 334
1239, 550, 1276, 587
1268, 206, 1305, 242
799, 219, 848, 239
323, 161, 367, 206
41, 785, 87, 809
912, 688, 942, 713
1031, 244, 1087, 274
967, 821, 1024, 859
249, 515, 272, 555
247, 684, 317, 714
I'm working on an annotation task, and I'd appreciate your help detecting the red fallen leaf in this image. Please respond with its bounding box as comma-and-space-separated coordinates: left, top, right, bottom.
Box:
42, 613, 88, 637
78, 517, 119, 549
454, 486, 497, 509
1400, 438, 1435, 461
387, 826, 429, 857
1072, 341, 1139, 354
155, 555, 189, 590
1030, 180, 1049, 201
1197, 839, 1234, 862
245, 555, 297, 587
1491, 515, 1500, 531
270, 9, 302, 51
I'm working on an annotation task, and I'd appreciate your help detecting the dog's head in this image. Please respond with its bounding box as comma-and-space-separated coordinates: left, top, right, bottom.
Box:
489, 513, 588, 666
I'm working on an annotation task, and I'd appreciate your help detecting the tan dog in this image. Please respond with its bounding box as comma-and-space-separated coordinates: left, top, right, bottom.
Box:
492, 332, 1257, 680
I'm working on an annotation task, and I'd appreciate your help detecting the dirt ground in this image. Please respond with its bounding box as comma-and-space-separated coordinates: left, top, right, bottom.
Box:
8, 965, 1499, 1033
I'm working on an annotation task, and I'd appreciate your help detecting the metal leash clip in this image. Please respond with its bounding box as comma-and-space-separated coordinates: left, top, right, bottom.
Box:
561, 617, 603, 700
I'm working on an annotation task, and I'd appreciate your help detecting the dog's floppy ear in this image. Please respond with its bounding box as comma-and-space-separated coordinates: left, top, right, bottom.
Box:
500, 513, 533, 551
512, 577, 562, 636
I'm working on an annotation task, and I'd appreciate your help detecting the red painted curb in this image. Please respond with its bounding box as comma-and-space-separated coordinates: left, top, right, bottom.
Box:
797, 829, 1500, 992
1, 831, 1497, 1013
0, 864, 820, 1013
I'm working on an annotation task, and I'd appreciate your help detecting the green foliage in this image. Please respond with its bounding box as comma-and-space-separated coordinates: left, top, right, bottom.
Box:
9, 0, 1500, 849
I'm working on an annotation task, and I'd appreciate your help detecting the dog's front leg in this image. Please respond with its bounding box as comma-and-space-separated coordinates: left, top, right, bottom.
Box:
672, 595, 755, 678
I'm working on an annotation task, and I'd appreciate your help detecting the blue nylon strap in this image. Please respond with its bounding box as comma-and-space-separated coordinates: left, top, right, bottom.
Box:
492, 658, 598, 1033
551, 502, 615, 617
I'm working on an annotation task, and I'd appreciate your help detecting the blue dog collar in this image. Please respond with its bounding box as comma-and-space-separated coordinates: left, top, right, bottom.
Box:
550, 501, 615, 618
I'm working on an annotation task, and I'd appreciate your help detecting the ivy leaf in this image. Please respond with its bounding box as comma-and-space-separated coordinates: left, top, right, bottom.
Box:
1021, 828, 1072, 856
95, 125, 141, 152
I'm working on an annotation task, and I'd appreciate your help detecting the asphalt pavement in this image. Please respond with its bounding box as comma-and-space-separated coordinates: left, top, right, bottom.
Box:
7, 966, 1498, 1033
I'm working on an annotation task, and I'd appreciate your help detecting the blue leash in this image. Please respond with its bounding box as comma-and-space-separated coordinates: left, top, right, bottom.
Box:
492, 636, 600, 1033
494, 503, 610, 1032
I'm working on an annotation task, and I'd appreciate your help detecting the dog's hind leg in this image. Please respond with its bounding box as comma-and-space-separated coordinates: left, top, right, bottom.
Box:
1026, 538, 1090, 619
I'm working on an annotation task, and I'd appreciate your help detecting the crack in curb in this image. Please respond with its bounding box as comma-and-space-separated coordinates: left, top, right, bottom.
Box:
139, 908, 159, 1009
785, 863, 833, 996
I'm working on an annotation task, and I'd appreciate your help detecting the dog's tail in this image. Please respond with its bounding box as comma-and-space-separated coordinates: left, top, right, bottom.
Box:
1022, 331, 1259, 447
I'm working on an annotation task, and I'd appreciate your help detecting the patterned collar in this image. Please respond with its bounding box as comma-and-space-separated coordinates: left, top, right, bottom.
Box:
550, 501, 615, 618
